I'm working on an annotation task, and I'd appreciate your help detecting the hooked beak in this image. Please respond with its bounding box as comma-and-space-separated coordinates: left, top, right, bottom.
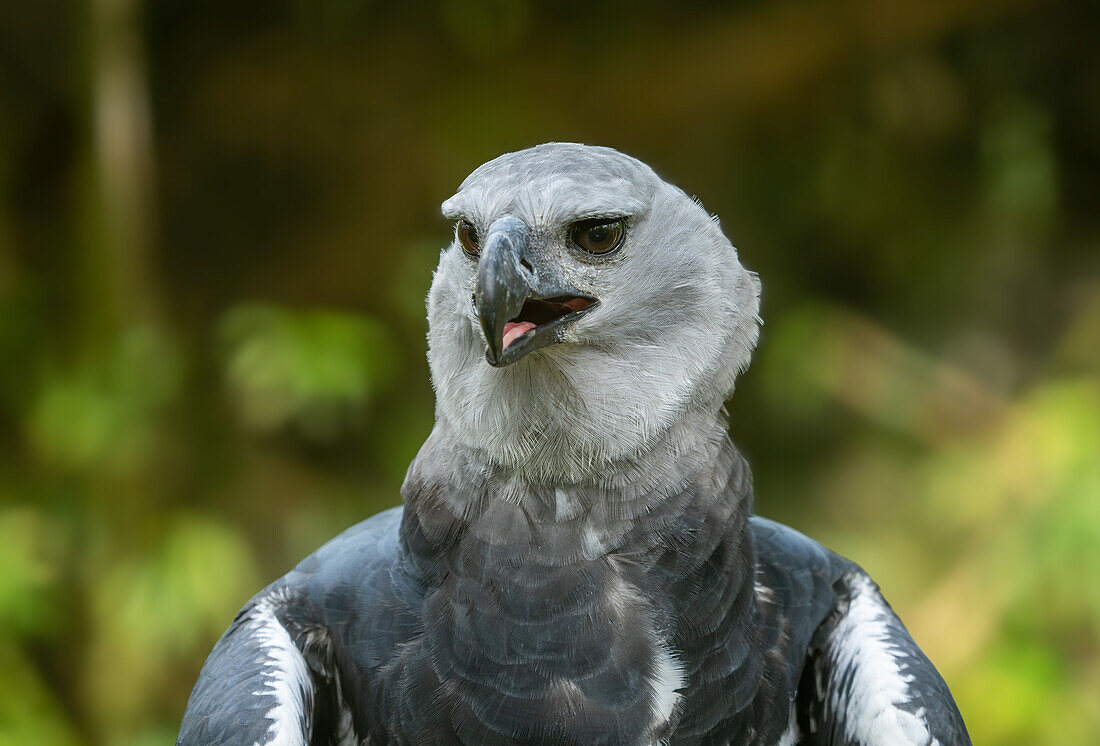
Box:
473, 217, 598, 367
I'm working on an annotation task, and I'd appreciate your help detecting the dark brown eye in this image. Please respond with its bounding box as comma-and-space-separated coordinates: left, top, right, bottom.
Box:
571, 218, 625, 255
456, 220, 480, 257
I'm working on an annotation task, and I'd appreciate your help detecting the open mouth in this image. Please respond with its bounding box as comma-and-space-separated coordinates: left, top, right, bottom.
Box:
502, 296, 595, 350
479, 293, 598, 366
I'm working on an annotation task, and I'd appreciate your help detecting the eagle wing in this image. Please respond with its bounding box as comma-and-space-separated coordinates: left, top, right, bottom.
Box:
798, 571, 971, 745
176, 507, 407, 746
175, 589, 317, 746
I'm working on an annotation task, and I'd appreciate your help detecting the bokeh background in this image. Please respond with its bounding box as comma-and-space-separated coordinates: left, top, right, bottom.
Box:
2, 0, 1099, 743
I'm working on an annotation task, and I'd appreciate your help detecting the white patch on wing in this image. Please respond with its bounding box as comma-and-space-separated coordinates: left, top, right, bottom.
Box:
774, 702, 799, 746
648, 645, 684, 734
248, 598, 314, 746
825, 575, 938, 746
331, 667, 358, 746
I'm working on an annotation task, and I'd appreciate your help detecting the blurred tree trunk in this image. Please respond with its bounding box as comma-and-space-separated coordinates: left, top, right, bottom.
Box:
78, 1, 167, 738
80, 0, 159, 350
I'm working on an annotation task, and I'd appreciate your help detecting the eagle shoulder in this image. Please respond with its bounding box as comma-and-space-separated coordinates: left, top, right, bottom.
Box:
750, 517, 971, 745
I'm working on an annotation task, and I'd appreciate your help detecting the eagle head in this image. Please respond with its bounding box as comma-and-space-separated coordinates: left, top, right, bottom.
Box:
426, 143, 761, 481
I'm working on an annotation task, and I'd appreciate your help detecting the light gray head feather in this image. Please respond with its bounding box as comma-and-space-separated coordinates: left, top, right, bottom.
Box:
426, 143, 761, 483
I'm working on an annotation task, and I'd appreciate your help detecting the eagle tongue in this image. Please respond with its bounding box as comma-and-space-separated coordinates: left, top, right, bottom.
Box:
502, 321, 536, 350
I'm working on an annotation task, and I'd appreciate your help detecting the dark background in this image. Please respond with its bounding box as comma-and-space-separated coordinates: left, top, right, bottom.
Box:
2, 0, 1098, 743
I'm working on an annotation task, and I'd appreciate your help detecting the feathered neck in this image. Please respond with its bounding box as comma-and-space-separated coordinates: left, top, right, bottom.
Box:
392, 408, 766, 743
398, 406, 755, 577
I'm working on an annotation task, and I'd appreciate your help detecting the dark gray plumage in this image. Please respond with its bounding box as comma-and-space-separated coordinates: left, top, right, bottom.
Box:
177, 143, 970, 745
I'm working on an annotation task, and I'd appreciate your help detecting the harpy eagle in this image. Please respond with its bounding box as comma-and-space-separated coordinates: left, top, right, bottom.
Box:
177, 143, 971, 745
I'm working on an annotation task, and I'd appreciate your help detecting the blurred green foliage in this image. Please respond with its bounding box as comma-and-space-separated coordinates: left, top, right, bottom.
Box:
220, 304, 394, 438
1, 0, 1098, 743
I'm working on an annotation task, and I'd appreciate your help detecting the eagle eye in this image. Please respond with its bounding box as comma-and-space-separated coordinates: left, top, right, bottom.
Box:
456, 220, 480, 257
571, 218, 625, 256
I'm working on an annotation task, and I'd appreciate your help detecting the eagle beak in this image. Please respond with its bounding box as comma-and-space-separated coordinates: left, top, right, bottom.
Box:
474, 217, 598, 367
475, 217, 533, 365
